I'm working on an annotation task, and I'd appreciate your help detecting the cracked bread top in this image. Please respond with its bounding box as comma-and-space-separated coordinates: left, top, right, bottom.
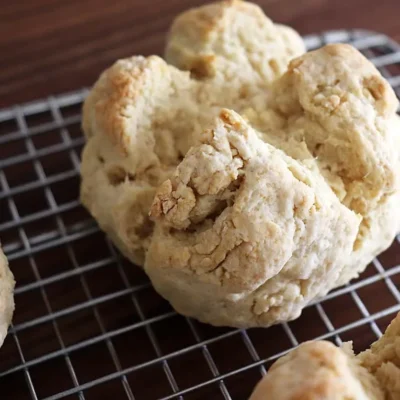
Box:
80, 0, 400, 327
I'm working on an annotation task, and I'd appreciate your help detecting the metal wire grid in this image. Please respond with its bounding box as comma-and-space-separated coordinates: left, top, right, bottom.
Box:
0, 29, 399, 399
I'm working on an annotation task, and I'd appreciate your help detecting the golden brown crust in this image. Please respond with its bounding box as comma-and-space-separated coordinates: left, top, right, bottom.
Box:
165, 0, 305, 80
82, 56, 175, 155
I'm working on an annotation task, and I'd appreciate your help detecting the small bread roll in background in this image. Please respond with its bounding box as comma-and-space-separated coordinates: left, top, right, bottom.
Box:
0, 246, 15, 348
250, 312, 400, 400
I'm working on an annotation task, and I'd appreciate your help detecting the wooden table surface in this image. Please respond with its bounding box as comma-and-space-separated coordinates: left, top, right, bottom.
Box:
1, 0, 400, 108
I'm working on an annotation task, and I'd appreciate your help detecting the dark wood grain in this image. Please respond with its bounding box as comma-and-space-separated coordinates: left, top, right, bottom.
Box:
1, 0, 400, 108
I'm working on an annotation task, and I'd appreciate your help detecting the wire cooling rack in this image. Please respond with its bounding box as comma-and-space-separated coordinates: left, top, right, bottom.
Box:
0, 29, 400, 400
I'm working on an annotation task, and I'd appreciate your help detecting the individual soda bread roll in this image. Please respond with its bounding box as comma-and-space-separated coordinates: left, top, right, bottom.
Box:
80, 0, 400, 328
250, 312, 400, 400
0, 246, 15, 348
358, 312, 400, 399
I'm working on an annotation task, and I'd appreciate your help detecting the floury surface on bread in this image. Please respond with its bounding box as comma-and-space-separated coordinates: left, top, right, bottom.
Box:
249, 312, 400, 400
147, 109, 360, 327
80, 0, 400, 328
